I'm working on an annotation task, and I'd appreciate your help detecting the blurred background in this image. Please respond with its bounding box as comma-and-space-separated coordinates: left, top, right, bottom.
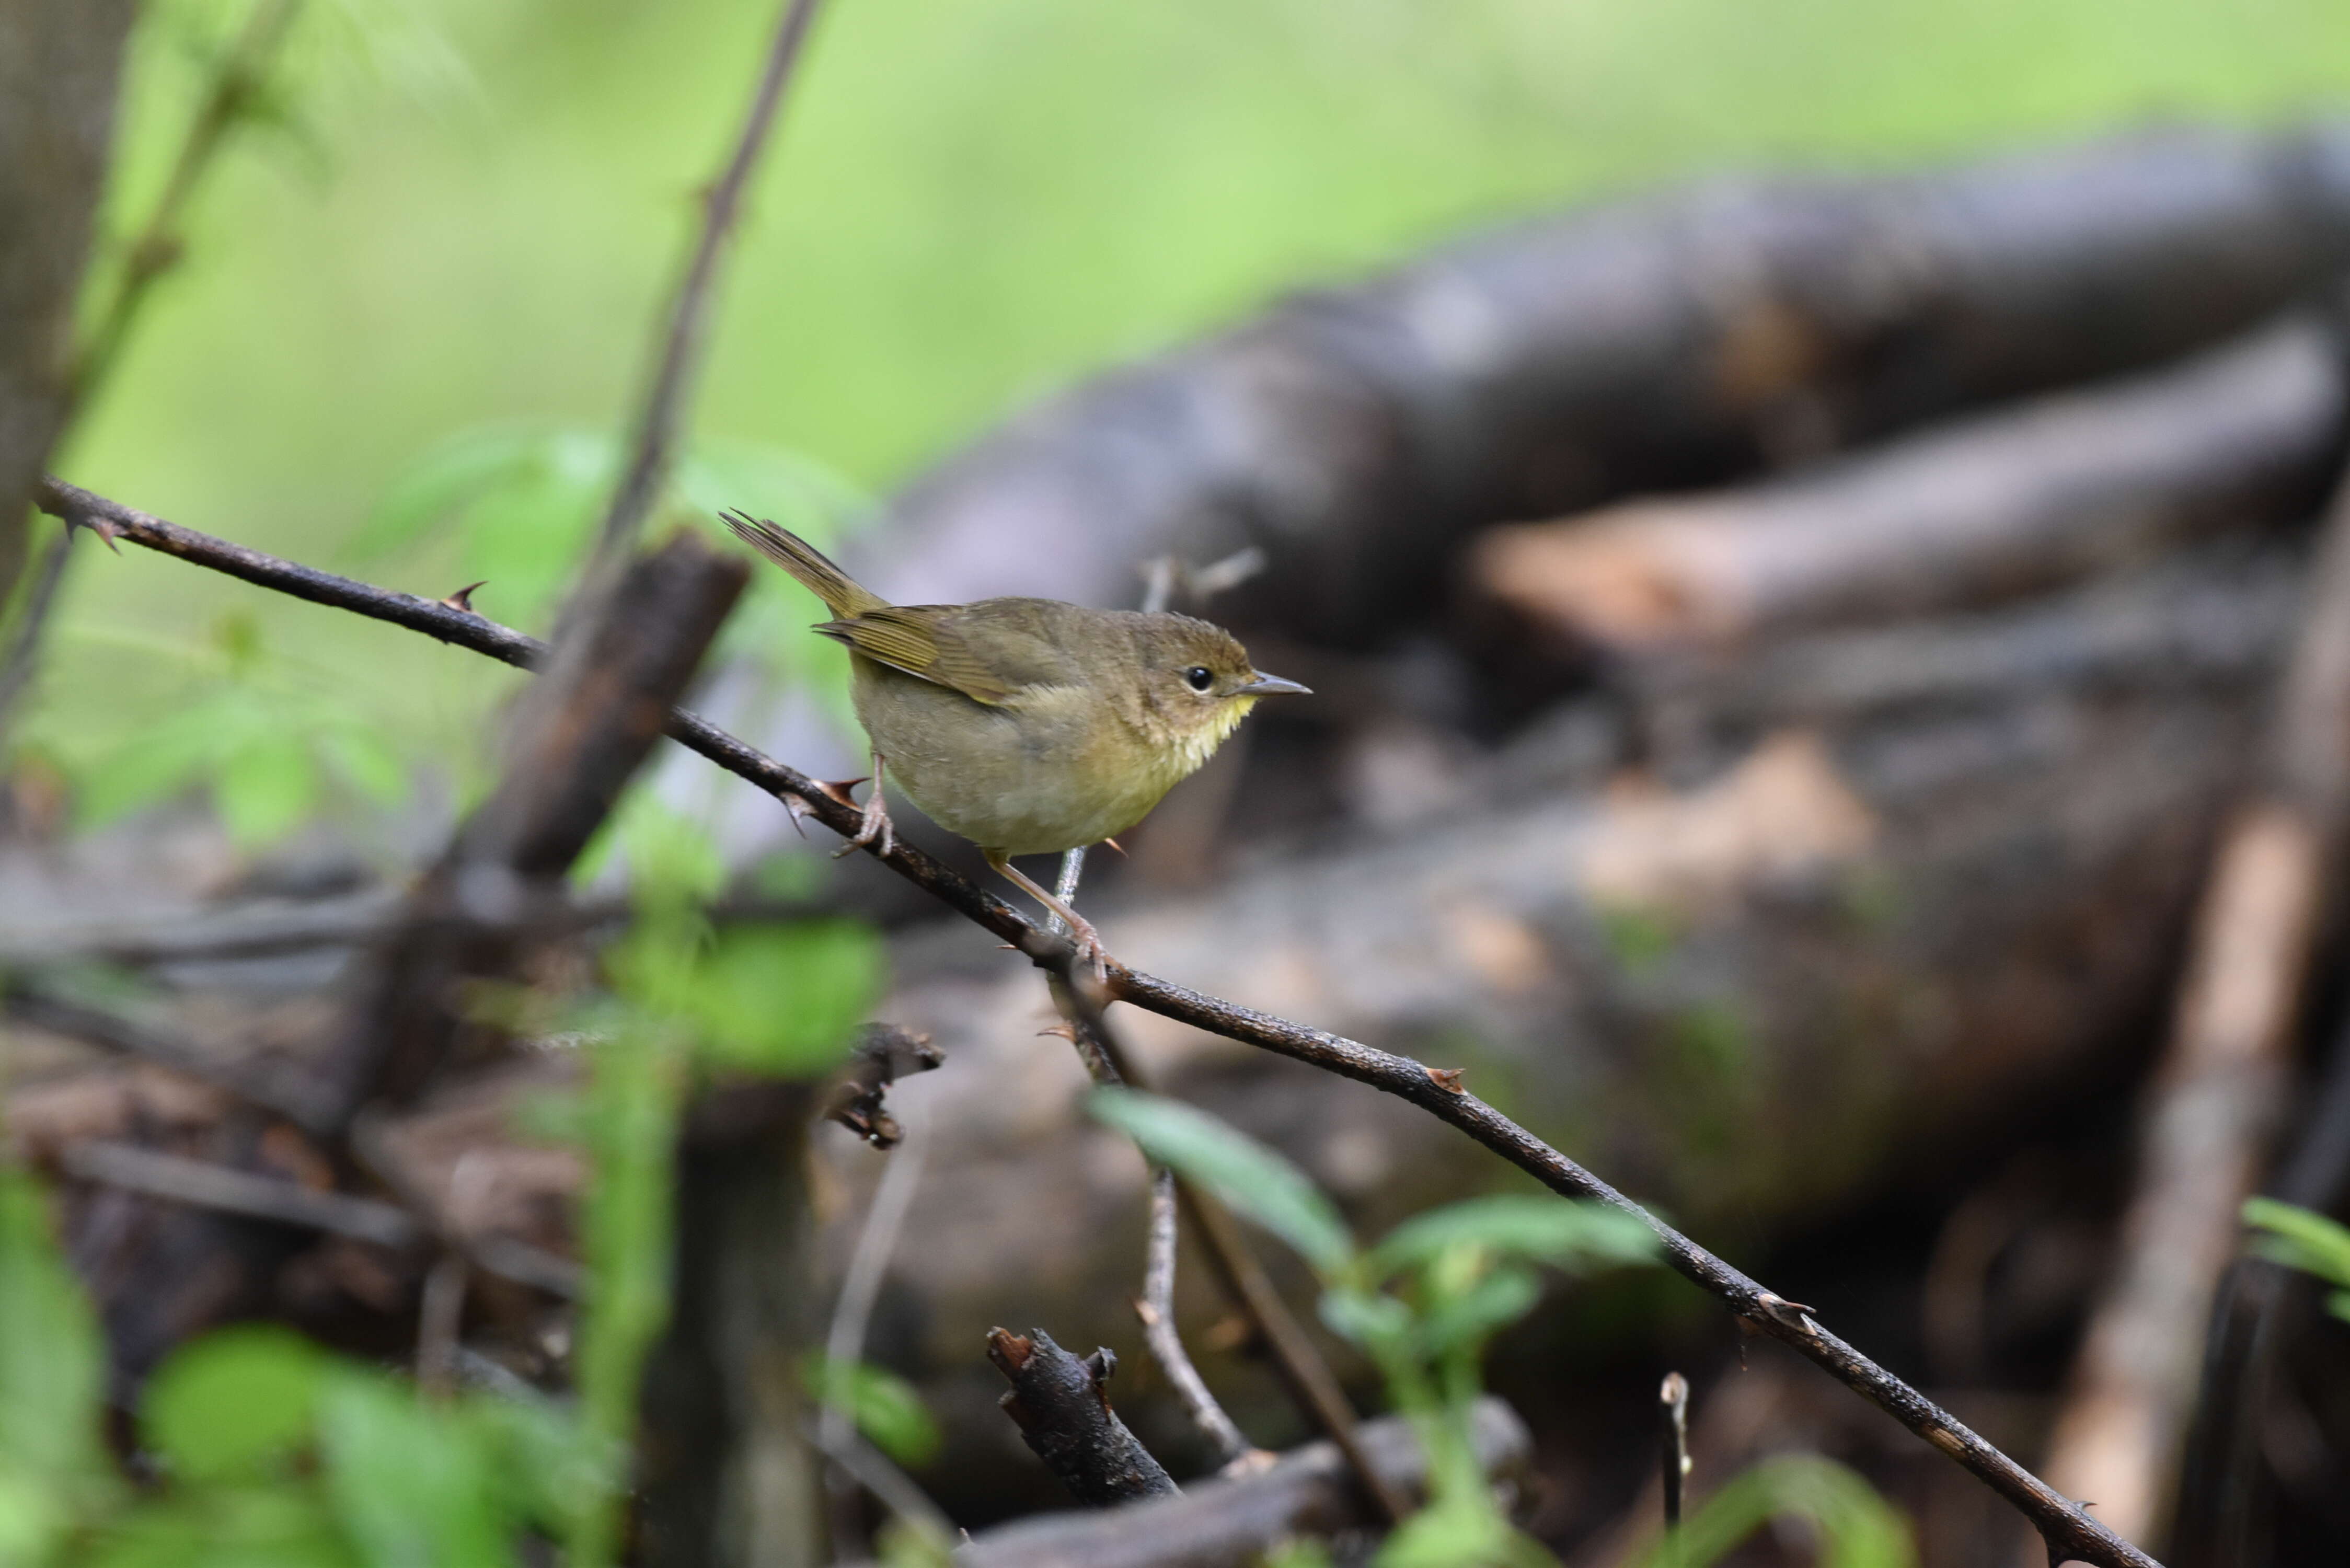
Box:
12, 3, 2350, 1567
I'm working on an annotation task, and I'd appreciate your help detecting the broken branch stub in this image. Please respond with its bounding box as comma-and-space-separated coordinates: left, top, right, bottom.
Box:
989, 1327, 1180, 1508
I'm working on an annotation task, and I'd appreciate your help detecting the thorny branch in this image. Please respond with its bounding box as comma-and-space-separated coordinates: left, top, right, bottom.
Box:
32, 476, 2162, 1568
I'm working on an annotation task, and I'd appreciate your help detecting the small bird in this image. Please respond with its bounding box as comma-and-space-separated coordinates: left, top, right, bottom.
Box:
721, 512, 1309, 970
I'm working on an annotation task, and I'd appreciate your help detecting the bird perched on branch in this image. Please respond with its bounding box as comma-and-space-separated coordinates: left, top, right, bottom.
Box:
721, 512, 1309, 971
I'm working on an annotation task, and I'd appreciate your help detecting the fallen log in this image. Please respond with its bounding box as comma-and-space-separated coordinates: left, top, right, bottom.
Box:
866, 124, 2350, 647
1467, 313, 2346, 658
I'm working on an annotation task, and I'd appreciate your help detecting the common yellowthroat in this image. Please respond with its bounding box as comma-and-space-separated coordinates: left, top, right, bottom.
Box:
721, 512, 1309, 968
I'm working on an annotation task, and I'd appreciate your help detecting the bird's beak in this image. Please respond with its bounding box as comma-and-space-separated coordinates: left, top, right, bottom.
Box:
1240, 671, 1312, 697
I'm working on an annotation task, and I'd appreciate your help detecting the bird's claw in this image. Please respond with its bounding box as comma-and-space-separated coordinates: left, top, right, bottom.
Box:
833, 790, 894, 859
1063, 914, 1111, 982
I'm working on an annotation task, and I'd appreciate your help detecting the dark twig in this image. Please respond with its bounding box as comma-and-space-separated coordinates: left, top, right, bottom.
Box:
987, 1327, 1178, 1507
61, 1138, 416, 1247
59, 1138, 583, 1298
36, 478, 2161, 1568
0, 517, 75, 739
579, 0, 822, 582
1137, 1166, 1264, 1471
415, 1252, 469, 1399
1660, 1370, 1689, 1530
932, 1397, 1530, 1568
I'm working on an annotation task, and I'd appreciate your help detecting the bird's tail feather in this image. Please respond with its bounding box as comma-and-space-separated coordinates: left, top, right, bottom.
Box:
720, 510, 886, 617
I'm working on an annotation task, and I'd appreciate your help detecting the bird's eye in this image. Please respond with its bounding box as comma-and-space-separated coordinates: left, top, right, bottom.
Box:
1183, 665, 1214, 693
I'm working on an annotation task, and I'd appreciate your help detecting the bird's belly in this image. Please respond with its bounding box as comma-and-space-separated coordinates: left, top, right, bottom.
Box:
851, 664, 1166, 856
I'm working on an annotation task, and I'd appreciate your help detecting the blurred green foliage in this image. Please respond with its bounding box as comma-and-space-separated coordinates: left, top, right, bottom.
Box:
26, 0, 2350, 845
0, 1170, 590, 1568
1627, 1454, 1918, 1568
2243, 1196, 2350, 1324
804, 1354, 944, 1468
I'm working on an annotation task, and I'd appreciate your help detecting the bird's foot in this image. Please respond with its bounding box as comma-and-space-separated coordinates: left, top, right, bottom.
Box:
832, 786, 894, 859
1058, 908, 1111, 982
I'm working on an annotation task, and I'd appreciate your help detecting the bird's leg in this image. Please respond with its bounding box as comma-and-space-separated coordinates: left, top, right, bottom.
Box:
987, 849, 1109, 978
836, 749, 894, 859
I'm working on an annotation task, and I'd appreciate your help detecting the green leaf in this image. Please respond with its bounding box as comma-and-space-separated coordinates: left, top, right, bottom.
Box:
465, 1388, 605, 1539
0, 1171, 105, 1489
610, 918, 882, 1078
0, 1465, 70, 1567
806, 1356, 942, 1467
2243, 1197, 2350, 1292
144, 1326, 329, 1483
86, 1487, 360, 1568
317, 1373, 508, 1568
349, 422, 581, 560
1318, 1285, 1414, 1351
317, 724, 409, 806
1370, 1196, 1658, 1282
1629, 1454, 1916, 1568
1416, 1264, 1542, 1357
1372, 1493, 1554, 1568
215, 730, 321, 848
1088, 1090, 1356, 1277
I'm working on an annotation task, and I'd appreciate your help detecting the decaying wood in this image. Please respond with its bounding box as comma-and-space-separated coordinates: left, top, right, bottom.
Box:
0, 0, 131, 606
2034, 455, 2350, 1551
936, 1396, 1529, 1568
989, 1326, 1180, 1507
1468, 314, 2346, 657
869, 125, 2350, 645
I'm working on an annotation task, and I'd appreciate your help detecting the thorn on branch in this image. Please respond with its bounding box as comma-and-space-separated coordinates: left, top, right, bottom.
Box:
1749, 1292, 1821, 1335
440, 580, 487, 613
1426, 1066, 1466, 1093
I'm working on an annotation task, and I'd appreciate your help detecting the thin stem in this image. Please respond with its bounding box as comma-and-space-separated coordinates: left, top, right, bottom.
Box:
69, 0, 304, 408
580, 0, 822, 583
821, 1098, 930, 1553
31, 477, 2163, 1568
1138, 1167, 1261, 1469
1660, 1371, 1689, 1530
